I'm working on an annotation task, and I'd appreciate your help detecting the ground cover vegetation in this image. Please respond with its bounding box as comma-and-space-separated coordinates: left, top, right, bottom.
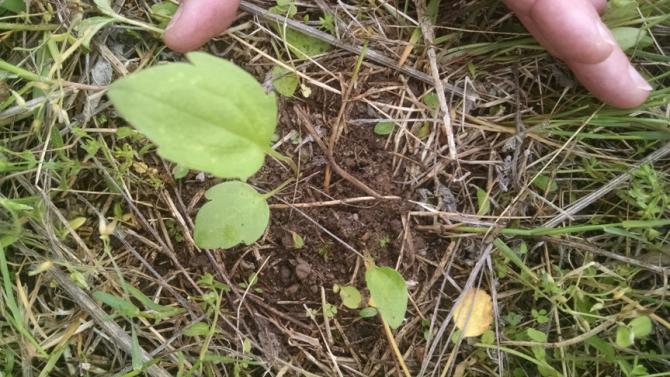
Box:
1, 0, 669, 376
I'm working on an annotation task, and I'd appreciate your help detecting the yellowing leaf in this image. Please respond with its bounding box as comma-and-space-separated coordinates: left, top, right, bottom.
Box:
452, 288, 493, 337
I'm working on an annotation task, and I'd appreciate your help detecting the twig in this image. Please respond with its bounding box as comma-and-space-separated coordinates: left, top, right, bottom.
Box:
535, 235, 670, 275
295, 105, 383, 199
415, 0, 456, 160
321, 286, 334, 345
268, 195, 401, 208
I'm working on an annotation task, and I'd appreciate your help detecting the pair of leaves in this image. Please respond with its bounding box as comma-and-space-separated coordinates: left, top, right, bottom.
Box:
108, 53, 284, 249
366, 266, 407, 329
616, 316, 652, 348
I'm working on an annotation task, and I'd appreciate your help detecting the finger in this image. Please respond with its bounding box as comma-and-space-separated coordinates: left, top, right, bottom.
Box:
503, 0, 606, 16
529, 0, 615, 64
516, 14, 563, 59
164, 0, 241, 53
591, 0, 608, 14
566, 48, 652, 109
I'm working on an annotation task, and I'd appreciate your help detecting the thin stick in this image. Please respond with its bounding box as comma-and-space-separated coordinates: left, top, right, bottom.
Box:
321, 286, 334, 345
268, 195, 401, 208
415, 0, 456, 160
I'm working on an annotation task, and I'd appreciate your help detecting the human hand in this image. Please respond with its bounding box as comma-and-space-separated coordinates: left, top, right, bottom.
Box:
163, 0, 652, 109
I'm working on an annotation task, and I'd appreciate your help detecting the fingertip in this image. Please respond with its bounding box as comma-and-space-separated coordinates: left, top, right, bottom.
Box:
566, 49, 651, 109
590, 0, 608, 14
164, 0, 241, 53
530, 0, 613, 65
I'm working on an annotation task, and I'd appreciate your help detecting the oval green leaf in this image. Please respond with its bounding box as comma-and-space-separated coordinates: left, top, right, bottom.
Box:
359, 307, 377, 318
424, 93, 439, 109
108, 52, 277, 180
338, 286, 362, 309
611, 27, 649, 51
533, 175, 558, 192
271, 65, 298, 97
193, 181, 269, 249
366, 266, 407, 329
184, 322, 210, 336
374, 121, 395, 135
629, 316, 651, 338
527, 328, 547, 342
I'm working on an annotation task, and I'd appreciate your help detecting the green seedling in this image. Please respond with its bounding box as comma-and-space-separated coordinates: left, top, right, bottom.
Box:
165, 220, 184, 242
616, 316, 652, 348
317, 244, 331, 261
108, 52, 297, 250
269, 0, 297, 17
239, 272, 262, 293
531, 309, 549, 324
323, 303, 337, 318
318, 13, 336, 32
379, 236, 390, 247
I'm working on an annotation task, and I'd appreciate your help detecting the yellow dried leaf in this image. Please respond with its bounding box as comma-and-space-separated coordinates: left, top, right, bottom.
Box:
452, 288, 493, 337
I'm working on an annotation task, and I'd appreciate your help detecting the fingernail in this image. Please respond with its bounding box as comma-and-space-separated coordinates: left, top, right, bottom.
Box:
164, 4, 185, 33
596, 22, 616, 46
628, 66, 653, 91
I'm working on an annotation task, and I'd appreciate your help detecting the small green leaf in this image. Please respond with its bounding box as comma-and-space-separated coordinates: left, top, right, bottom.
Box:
77, 17, 115, 50
94, 0, 114, 13
70, 271, 89, 289
374, 121, 395, 135
275, 27, 332, 59
337, 286, 361, 309
476, 188, 490, 215
451, 329, 462, 344
481, 330, 495, 345
68, 217, 87, 231
184, 322, 210, 336
585, 336, 615, 358
0, 0, 26, 13
506, 311, 521, 327
116, 126, 140, 139
193, 181, 269, 249
423, 93, 439, 109
611, 27, 649, 51
151, 2, 178, 28
359, 307, 377, 318
248, 272, 258, 287
108, 52, 278, 180
243, 338, 252, 353
173, 165, 189, 179
93, 291, 140, 317
533, 175, 558, 192
616, 326, 633, 347
630, 316, 651, 338
131, 327, 143, 371
271, 65, 298, 97
366, 266, 407, 329
527, 328, 547, 342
